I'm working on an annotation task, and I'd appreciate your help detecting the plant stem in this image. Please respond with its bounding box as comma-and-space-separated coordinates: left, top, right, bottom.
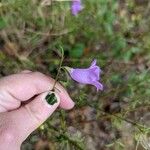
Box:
47, 122, 84, 150
52, 46, 64, 91
88, 103, 145, 132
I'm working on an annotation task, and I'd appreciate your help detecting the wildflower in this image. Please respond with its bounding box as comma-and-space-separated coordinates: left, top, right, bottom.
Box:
65, 60, 103, 91
71, 0, 83, 16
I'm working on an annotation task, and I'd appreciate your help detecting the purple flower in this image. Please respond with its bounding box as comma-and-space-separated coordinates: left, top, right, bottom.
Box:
66, 60, 103, 91
71, 0, 83, 16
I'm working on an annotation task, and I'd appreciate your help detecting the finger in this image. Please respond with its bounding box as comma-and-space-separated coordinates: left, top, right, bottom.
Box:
8, 91, 60, 144
0, 72, 74, 111
0, 90, 21, 112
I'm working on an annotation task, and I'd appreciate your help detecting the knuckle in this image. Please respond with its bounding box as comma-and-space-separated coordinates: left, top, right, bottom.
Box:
32, 71, 45, 77
21, 70, 32, 73
31, 72, 49, 82
32, 71, 45, 78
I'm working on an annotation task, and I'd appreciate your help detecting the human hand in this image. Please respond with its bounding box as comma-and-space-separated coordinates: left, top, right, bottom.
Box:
0, 71, 74, 150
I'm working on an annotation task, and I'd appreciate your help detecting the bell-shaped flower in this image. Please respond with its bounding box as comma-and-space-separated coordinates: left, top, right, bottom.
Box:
65, 60, 103, 91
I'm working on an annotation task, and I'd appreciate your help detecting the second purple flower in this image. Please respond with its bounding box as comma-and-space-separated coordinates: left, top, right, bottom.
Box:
71, 0, 83, 16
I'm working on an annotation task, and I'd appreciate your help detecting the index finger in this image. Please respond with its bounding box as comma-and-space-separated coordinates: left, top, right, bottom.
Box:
0, 72, 74, 110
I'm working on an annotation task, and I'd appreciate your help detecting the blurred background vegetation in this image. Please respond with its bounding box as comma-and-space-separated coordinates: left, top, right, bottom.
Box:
0, 0, 150, 149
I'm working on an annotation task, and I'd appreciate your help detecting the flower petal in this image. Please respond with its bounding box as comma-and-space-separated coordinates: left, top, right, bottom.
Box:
89, 66, 100, 81
70, 68, 92, 84
90, 59, 97, 68
92, 81, 103, 91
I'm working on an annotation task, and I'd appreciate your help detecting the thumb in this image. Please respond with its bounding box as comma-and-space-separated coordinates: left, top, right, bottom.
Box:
9, 91, 60, 144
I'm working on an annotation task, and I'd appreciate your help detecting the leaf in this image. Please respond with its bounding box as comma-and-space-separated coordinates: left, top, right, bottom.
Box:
105, 143, 114, 148
0, 17, 6, 29
70, 43, 85, 58
116, 141, 125, 148
0, 51, 6, 60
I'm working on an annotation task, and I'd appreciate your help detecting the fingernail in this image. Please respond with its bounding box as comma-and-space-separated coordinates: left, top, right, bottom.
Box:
45, 92, 58, 105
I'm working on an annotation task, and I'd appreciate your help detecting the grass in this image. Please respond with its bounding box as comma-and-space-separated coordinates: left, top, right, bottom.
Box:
0, 0, 150, 149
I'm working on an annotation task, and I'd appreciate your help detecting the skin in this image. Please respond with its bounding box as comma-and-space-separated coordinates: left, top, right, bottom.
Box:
0, 71, 74, 150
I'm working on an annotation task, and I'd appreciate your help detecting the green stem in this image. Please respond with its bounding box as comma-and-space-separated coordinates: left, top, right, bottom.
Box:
52, 46, 64, 91
88, 103, 145, 133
